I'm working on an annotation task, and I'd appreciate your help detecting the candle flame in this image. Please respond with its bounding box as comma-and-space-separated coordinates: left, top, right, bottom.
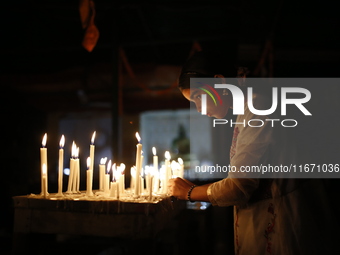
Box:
86, 157, 91, 169
165, 151, 171, 160
171, 160, 179, 170
120, 163, 125, 171
71, 141, 76, 157
112, 163, 117, 181
75, 147, 79, 158
152, 147, 156, 156
42, 163, 47, 175
145, 165, 155, 176
107, 160, 112, 174
120, 163, 126, 173
178, 157, 183, 165
100, 157, 107, 165
131, 166, 136, 177
42, 133, 47, 147
145, 165, 150, 175
91, 131, 96, 144
59, 135, 65, 148
135, 132, 141, 142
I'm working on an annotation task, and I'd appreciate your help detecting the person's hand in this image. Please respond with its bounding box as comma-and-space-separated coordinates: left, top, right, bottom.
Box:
168, 177, 195, 200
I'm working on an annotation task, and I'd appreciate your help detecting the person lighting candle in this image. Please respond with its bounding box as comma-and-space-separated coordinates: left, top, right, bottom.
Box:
167, 50, 338, 254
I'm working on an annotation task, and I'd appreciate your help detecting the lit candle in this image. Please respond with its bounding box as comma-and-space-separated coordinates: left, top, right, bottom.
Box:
66, 141, 76, 194
130, 166, 135, 191
40, 133, 48, 195
73, 146, 80, 193
149, 173, 153, 201
104, 160, 111, 195
112, 163, 119, 199
152, 168, 159, 194
57, 135, 65, 196
42, 163, 48, 199
152, 147, 158, 172
110, 180, 118, 199
99, 157, 107, 191
140, 151, 144, 173
145, 166, 153, 201
86, 157, 94, 197
134, 132, 142, 197
89, 131, 96, 172
140, 168, 144, 195
171, 160, 180, 178
160, 165, 166, 194
178, 157, 184, 178
164, 151, 171, 195
118, 163, 125, 196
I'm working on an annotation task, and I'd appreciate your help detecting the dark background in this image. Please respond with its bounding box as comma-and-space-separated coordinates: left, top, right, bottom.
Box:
1, 0, 340, 254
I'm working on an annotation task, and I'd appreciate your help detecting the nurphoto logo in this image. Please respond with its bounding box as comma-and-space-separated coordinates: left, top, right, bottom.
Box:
200, 84, 312, 128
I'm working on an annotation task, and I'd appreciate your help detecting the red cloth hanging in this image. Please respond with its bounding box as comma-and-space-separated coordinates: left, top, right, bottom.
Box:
79, 0, 99, 52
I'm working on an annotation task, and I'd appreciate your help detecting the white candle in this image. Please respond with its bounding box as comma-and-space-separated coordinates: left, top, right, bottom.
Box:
160, 165, 165, 193
86, 157, 93, 196
171, 160, 180, 178
89, 131, 96, 172
73, 146, 80, 193
178, 157, 184, 178
139, 153, 144, 195
118, 163, 125, 195
145, 166, 153, 201
40, 133, 48, 195
42, 163, 48, 199
134, 132, 142, 197
152, 168, 159, 194
152, 147, 158, 172
104, 160, 111, 195
164, 151, 171, 195
66, 141, 76, 194
99, 157, 107, 191
57, 135, 65, 196
145, 166, 151, 194
140, 153, 144, 174
110, 181, 118, 199
149, 174, 153, 201
140, 171, 144, 195
130, 166, 135, 190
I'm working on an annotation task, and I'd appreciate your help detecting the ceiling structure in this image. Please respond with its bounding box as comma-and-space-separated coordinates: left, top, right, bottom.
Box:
1, 0, 339, 114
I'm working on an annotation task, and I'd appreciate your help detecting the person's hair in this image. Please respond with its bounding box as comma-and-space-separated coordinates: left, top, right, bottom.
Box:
178, 50, 245, 91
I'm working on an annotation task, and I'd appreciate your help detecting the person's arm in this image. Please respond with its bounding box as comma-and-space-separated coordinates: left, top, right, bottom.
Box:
168, 177, 212, 202
168, 176, 259, 206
